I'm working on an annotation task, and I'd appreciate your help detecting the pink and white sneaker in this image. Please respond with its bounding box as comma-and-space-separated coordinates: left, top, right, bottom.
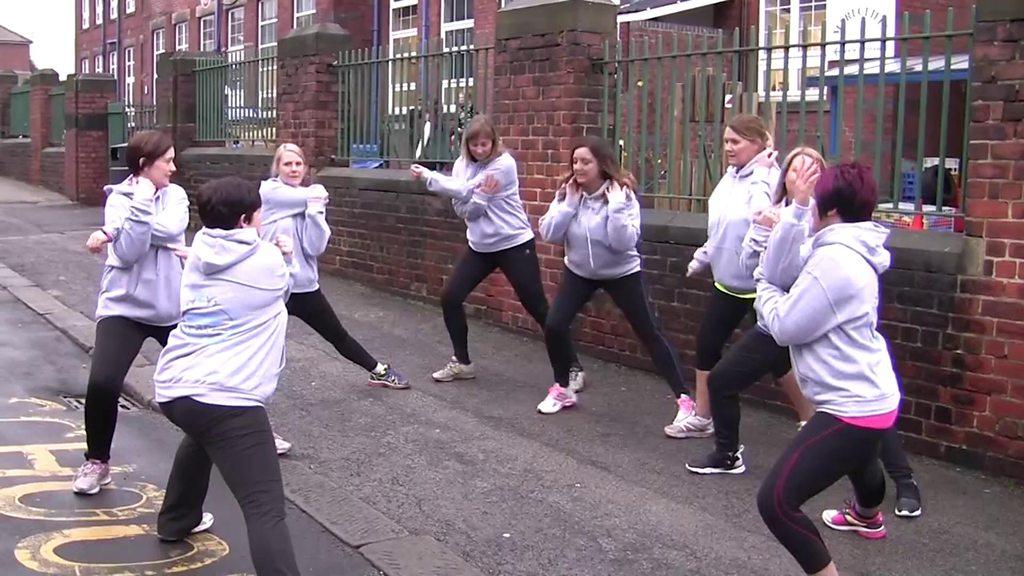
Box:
537, 384, 577, 414
822, 502, 887, 539
663, 395, 714, 438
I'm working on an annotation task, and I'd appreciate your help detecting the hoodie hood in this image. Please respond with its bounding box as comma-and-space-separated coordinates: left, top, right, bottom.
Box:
193, 227, 261, 274
734, 148, 778, 179
812, 221, 891, 275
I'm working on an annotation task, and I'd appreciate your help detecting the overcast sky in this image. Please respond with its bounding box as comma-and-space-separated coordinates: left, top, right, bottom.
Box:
1, 1, 74, 77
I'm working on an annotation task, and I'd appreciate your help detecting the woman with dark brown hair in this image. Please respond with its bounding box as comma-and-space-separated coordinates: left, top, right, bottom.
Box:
537, 136, 689, 414
74, 130, 192, 497
411, 115, 585, 388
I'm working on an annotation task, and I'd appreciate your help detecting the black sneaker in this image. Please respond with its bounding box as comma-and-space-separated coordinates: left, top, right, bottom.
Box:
368, 364, 410, 390
686, 447, 746, 475
894, 480, 922, 518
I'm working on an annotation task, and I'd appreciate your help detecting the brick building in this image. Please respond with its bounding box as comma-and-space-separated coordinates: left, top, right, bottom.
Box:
0, 25, 33, 77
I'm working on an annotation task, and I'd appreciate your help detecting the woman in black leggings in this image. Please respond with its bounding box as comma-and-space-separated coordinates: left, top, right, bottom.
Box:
537, 136, 688, 415
755, 162, 901, 575
411, 115, 585, 389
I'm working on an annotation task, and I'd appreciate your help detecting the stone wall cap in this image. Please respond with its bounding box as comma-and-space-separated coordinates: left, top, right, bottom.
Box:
29, 70, 60, 87
318, 167, 429, 196
278, 23, 352, 59
180, 147, 275, 161
70, 74, 118, 94
496, 0, 618, 40
976, 1, 1024, 22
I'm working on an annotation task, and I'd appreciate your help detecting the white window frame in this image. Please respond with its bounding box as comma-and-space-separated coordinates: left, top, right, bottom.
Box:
82, 0, 90, 29
227, 8, 245, 51
200, 15, 216, 52
81, 58, 89, 74
126, 0, 135, 14
441, 0, 474, 113
389, 0, 419, 114
95, 54, 103, 74
152, 29, 165, 104
108, 50, 117, 79
294, 0, 317, 29
258, 0, 279, 110
95, 0, 102, 25
175, 22, 189, 51
259, 0, 278, 54
758, 0, 827, 101
124, 46, 135, 105
110, 0, 118, 20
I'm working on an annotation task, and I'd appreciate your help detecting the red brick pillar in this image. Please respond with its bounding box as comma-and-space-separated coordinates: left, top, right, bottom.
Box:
64, 74, 118, 205
493, 0, 617, 216
959, 0, 1024, 479
277, 23, 351, 170
0, 72, 19, 138
156, 52, 208, 152
28, 69, 60, 185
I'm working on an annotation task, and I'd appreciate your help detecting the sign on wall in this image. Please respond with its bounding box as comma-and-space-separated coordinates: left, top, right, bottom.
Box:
826, 0, 897, 61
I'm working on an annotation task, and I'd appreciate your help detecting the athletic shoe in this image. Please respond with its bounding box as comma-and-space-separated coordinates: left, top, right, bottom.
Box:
431, 357, 476, 382
663, 395, 714, 438
537, 384, 577, 414
273, 433, 292, 456
894, 480, 922, 518
686, 447, 746, 475
568, 367, 587, 393
822, 502, 887, 539
368, 364, 410, 389
72, 459, 111, 495
159, 512, 216, 542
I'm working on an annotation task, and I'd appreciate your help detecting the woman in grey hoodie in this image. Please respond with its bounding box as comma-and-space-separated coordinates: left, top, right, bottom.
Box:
154, 176, 299, 575
411, 116, 585, 389
259, 143, 409, 437
754, 163, 901, 576
537, 136, 688, 414
74, 131, 189, 496
673, 114, 780, 440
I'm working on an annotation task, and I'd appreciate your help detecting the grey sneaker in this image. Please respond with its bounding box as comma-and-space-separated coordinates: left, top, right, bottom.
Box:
431, 357, 476, 382
368, 364, 410, 390
568, 367, 586, 392
72, 459, 111, 495
273, 433, 292, 456
894, 480, 922, 518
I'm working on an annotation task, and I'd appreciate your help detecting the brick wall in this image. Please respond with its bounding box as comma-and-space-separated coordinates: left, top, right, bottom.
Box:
0, 43, 31, 74
40, 147, 66, 195
0, 139, 32, 183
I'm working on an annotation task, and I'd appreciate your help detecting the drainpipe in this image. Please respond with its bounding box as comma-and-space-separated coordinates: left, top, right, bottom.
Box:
116, 0, 122, 100
370, 0, 381, 146
215, 0, 223, 52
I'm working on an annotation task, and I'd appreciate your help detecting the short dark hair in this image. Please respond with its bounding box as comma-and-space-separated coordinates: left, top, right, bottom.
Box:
196, 177, 262, 230
126, 130, 174, 176
814, 162, 878, 223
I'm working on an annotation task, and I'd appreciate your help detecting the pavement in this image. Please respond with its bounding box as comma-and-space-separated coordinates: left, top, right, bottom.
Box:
0, 176, 1022, 576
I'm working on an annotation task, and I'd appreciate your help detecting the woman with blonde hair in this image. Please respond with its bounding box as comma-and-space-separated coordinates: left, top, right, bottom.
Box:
411, 115, 585, 388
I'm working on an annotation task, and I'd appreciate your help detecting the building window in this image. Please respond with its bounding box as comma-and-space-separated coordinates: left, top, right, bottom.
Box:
126, 0, 135, 14
81, 58, 89, 74
200, 15, 216, 52
441, 0, 474, 112
95, 0, 102, 25
389, 0, 420, 114
95, 54, 103, 74
228, 8, 245, 51
153, 29, 165, 104
175, 22, 189, 51
82, 0, 89, 29
758, 0, 827, 99
110, 0, 118, 20
124, 47, 135, 105
109, 50, 117, 79
259, 0, 278, 56
294, 0, 316, 29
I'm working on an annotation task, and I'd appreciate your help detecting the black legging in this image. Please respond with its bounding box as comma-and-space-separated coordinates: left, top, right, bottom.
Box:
696, 287, 755, 371
286, 289, 378, 372
758, 412, 887, 574
545, 267, 687, 395
709, 326, 792, 454
85, 316, 175, 462
442, 238, 579, 367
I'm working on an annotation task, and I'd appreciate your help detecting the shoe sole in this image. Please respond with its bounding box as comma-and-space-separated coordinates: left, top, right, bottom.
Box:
664, 429, 715, 439
685, 464, 746, 475
894, 508, 922, 518
73, 476, 112, 495
538, 402, 575, 415
821, 513, 887, 539
368, 380, 411, 390
276, 446, 291, 456
431, 374, 476, 383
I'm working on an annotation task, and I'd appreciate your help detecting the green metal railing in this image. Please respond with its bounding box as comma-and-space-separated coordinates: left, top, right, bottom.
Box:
8, 86, 29, 138
602, 7, 974, 232
195, 54, 277, 144
48, 88, 65, 146
126, 104, 157, 138
335, 39, 494, 167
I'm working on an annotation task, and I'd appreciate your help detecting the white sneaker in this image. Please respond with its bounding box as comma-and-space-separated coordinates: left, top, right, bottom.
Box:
568, 368, 586, 392
537, 384, 577, 414
432, 357, 476, 382
663, 395, 714, 438
159, 512, 215, 542
72, 459, 112, 495
273, 433, 292, 456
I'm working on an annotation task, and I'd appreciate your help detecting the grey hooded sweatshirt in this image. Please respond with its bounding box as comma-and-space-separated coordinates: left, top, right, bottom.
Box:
258, 178, 331, 293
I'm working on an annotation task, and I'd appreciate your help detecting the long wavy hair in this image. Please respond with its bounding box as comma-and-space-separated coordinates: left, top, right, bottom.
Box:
773, 146, 826, 205
561, 136, 637, 192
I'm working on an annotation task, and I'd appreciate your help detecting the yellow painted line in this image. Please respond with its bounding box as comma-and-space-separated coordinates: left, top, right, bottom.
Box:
0, 481, 163, 521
